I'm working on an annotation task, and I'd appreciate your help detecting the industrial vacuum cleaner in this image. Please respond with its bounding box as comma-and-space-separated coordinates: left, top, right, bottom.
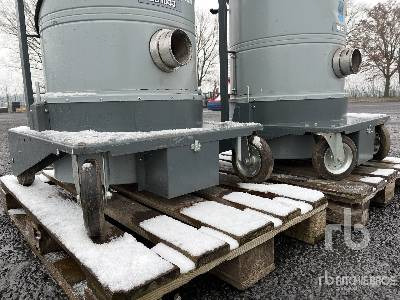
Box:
10, 0, 271, 243
214, 0, 391, 182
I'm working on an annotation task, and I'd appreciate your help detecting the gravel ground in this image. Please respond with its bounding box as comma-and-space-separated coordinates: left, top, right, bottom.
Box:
1, 102, 400, 299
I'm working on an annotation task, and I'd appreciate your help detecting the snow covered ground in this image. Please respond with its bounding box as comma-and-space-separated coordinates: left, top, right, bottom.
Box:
1, 102, 400, 299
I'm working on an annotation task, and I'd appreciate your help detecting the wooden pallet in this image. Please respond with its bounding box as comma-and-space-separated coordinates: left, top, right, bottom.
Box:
0, 173, 327, 299
220, 154, 400, 226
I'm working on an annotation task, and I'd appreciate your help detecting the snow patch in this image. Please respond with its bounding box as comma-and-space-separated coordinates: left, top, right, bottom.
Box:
152, 243, 195, 274
37, 174, 51, 183
82, 163, 93, 171
243, 209, 283, 228
238, 183, 324, 203
0, 176, 174, 293
223, 192, 296, 217
360, 177, 384, 185
181, 201, 269, 237
220, 151, 232, 156
219, 154, 232, 161
382, 157, 400, 164
199, 227, 239, 250
370, 169, 396, 177
10, 122, 260, 147
7, 208, 26, 216
46, 92, 97, 98
43, 169, 55, 178
252, 136, 263, 148
272, 197, 313, 214
140, 215, 225, 257
347, 113, 387, 119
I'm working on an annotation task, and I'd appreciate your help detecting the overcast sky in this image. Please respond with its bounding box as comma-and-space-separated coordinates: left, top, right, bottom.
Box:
0, 0, 387, 95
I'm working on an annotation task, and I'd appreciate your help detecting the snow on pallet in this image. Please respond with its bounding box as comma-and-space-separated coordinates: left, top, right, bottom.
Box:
1, 173, 327, 299
219, 157, 400, 226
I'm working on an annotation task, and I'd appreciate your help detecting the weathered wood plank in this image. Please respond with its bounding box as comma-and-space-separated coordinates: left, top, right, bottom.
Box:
218, 173, 327, 209
105, 195, 230, 267
353, 166, 398, 181
220, 160, 375, 204
113, 185, 274, 245
0, 181, 179, 300
2, 175, 328, 300
5, 212, 81, 300
364, 161, 400, 170
196, 186, 301, 222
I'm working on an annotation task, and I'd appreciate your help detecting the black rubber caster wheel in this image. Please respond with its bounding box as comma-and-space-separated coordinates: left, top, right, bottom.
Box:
373, 125, 391, 161
232, 136, 274, 183
312, 135, 357, 181
17, 173, 35, 186
79, 161, 106, 244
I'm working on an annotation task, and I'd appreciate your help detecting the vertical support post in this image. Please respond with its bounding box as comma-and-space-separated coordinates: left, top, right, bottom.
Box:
15, 0, 34, 112
218, 0, 229, 123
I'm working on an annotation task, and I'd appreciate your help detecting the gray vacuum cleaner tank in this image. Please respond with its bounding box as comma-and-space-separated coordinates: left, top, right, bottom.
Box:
37, 0, 198, 103
229, 0, 361, 123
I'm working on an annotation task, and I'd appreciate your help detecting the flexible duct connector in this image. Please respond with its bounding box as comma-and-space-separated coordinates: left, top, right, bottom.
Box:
332, 47, 362, 78
150, 29, 193, 73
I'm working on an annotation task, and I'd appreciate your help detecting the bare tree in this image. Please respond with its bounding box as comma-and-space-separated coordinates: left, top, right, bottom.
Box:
196, 9, 219, 90
349, 1, 400, 97
346, 0, 365, 44
0, 0, 42, 70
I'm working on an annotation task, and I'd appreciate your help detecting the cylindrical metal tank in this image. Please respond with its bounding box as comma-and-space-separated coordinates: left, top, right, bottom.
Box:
38, 0, 196, 97
229, 0, 360, 124
35, 0, 201, 132
34, 0, 201, 184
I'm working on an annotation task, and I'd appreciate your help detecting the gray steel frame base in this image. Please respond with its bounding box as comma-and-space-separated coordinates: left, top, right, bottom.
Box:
9, 122, 261, 199
231, 100, 389, 165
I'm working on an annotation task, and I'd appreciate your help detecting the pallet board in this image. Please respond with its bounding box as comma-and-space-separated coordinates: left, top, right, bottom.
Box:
220, 155, 400, 226
1, 173, 327, 300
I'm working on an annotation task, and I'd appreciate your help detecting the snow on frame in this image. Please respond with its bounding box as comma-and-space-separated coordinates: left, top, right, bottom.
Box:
347, 113, 387, 119
152, 243, 195, 274
223, 192, 296, 217
0, 175, 174, 293
140, 215, 225, 257
237, 183, 324, 203
10, 121, 260, 147
181, 201, 269, 237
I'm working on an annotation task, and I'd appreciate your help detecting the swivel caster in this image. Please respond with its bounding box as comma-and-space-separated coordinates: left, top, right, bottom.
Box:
312, 135, 357, 181
232, 136, 274, 183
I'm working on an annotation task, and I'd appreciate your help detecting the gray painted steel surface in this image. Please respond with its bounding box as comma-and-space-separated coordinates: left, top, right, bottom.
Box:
229, 0, 348, 122
38, 0, 198, 104
9, 122, 262, 196
16, 0, 263, 198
